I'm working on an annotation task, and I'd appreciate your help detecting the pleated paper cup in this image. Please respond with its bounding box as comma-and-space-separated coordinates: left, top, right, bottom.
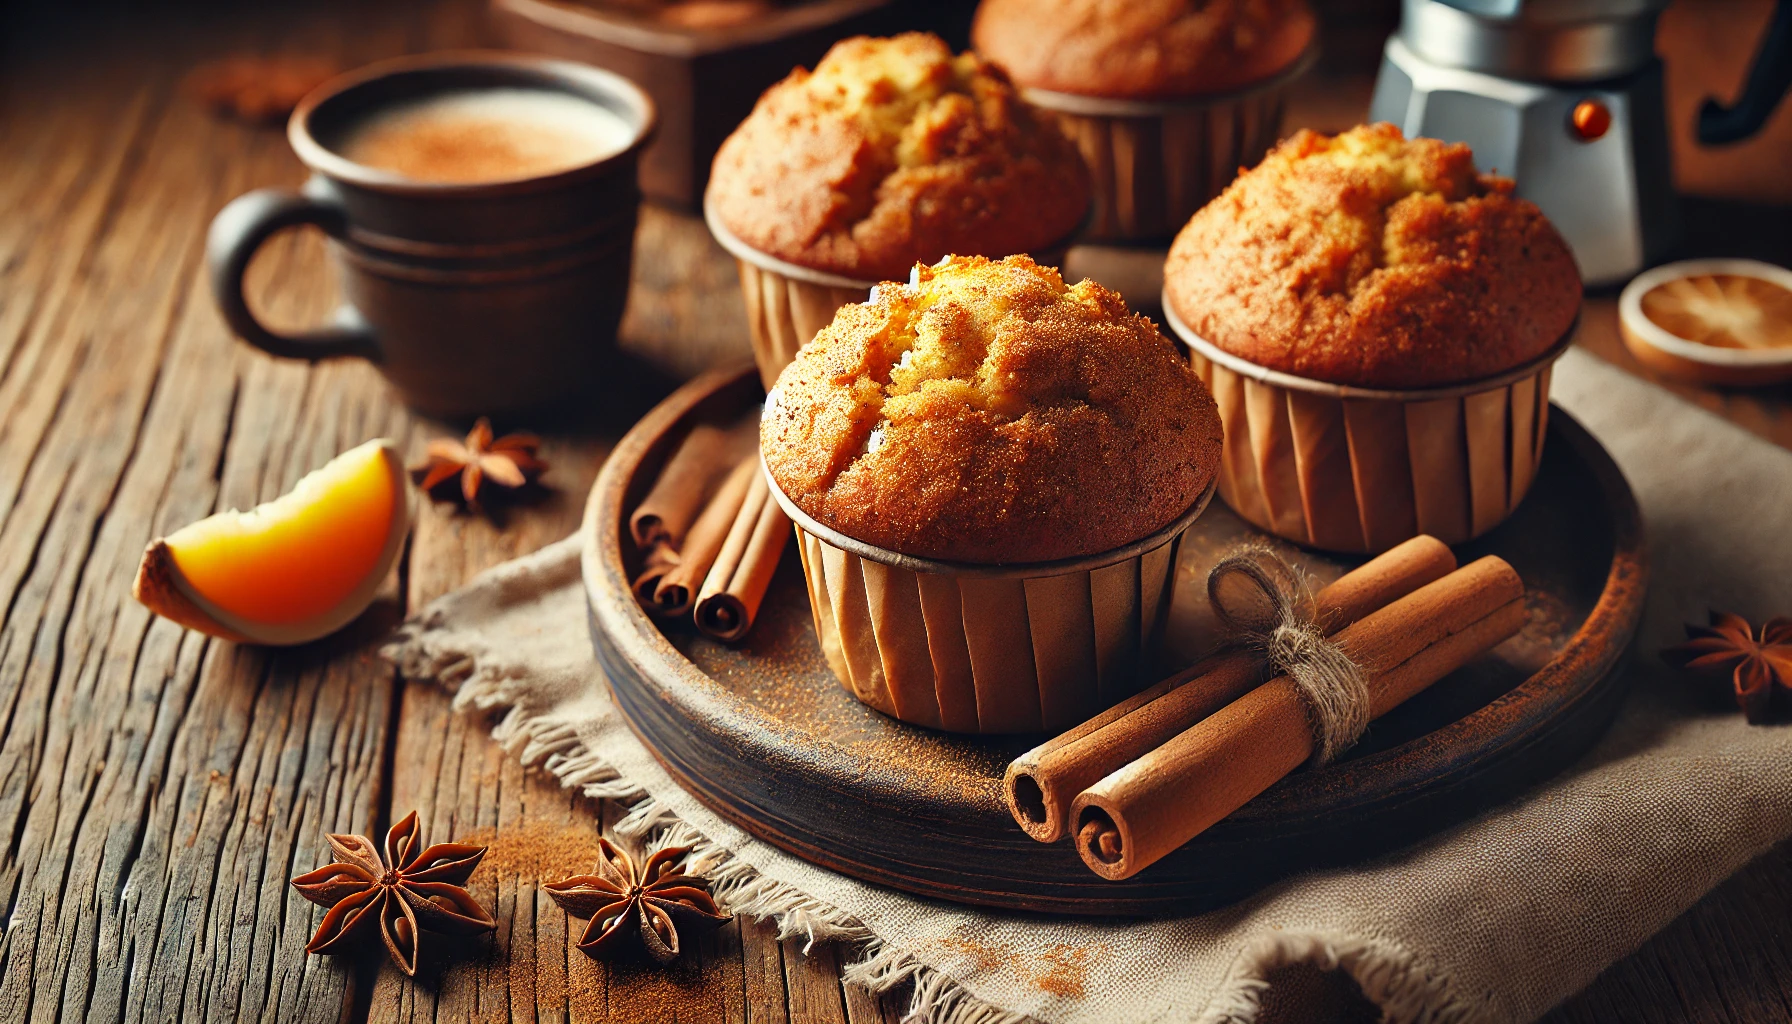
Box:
1024, 45, 1316, 244
1162, 294, 1575, 554
765, 459, 1219, 735
706, 198, 1076, 389
705, 202, 873, 390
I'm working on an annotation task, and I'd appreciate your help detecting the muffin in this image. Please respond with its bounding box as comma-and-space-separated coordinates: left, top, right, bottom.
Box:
761, 254, 1223, 733
705, 33, 1093, 385
973, 0, 1316, 100
1167, 124, 1581, 388
972, 0, 1317, 241
1160, 124, 1583, 553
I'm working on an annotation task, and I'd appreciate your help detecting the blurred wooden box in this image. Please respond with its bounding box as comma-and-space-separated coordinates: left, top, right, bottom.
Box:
494, 0, 900, 208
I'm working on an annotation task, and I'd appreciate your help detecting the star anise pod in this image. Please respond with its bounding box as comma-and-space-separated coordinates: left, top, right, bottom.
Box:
543, 839, 730, 964
1662, 610, 1792, 724
290, 811, 496, 976
411, 418, 546, 510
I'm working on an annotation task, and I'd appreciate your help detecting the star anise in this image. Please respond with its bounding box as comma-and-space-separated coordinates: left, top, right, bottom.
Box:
290, 811, 496, 976
1662, 610, 1792, 723
411, 418, 546, 510
543, 839, 730, 964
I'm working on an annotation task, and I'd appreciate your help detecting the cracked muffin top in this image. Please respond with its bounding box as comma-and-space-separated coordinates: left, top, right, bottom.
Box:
705, 33, 1091, 282
1165, 124, 1582, 389
972, 0, 1316, 100
760, 255, 1223, 564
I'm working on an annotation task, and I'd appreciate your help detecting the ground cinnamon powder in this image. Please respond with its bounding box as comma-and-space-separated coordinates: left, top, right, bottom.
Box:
1035, 944, 1097, 998
936, 937, 1104, 999
459, 821, 612, 880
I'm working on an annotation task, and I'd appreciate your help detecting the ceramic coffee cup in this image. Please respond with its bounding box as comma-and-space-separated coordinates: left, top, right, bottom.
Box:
207, 51, 656, 416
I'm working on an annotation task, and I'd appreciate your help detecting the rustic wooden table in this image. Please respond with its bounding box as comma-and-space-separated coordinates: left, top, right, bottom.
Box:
1, 3, 1788, 1022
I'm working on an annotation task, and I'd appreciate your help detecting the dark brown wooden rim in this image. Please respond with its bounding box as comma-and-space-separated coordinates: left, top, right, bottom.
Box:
289, 49, 658, 197
581, 365, 1649, 914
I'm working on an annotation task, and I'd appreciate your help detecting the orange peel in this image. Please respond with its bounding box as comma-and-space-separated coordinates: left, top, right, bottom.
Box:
132, 439, 413, 645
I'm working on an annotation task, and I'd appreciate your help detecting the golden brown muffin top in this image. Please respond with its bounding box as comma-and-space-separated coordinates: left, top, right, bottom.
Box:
761, 255, 1223, 564
972, 0, 1316, 100
1164, 124, 1582, 388
706, 33, 1091, 282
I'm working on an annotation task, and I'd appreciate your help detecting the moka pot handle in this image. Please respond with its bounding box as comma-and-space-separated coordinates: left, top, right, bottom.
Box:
1698, 0, 1792, 145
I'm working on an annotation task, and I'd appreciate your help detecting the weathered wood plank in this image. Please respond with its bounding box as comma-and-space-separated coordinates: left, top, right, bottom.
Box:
783, 938, 849, 1024
0, 9, 416, 1024
740, 917, 793, 1024
0, 64, 157, 394
841, 964, 905, 1024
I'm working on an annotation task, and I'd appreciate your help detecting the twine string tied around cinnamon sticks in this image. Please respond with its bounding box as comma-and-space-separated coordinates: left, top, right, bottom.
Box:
1207, 545, 1370, 767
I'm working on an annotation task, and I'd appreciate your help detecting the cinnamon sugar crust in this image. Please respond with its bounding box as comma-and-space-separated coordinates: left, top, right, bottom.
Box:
706, 33, 1091, 281
761, 255, 1223, 564
971, 0, 1317, 100
1164, 124, 1583, 388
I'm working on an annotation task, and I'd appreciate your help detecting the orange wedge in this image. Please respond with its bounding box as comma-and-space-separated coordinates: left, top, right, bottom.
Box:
133, 439, 413, 645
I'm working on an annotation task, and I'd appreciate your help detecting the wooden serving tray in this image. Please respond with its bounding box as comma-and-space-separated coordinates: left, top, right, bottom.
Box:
582, 366, 1647, 915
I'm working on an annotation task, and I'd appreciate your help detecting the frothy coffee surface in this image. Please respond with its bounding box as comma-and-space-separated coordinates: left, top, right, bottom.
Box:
336, 88, 633, 183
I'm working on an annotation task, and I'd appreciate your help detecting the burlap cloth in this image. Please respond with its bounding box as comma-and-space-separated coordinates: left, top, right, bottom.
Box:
386, 348, 1792, 1024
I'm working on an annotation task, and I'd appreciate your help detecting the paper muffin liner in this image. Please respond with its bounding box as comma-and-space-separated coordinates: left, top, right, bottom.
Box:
766, 458, 1218, 734
706, 198, 1073, 388
1163, 295, 1574, 554
1023, 46, 1316, 244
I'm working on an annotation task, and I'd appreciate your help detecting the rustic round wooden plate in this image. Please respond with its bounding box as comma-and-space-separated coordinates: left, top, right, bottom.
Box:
582, 365, 1648, 915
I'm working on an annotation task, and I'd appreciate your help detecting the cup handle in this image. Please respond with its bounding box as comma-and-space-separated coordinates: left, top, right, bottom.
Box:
206, 184, 381, 362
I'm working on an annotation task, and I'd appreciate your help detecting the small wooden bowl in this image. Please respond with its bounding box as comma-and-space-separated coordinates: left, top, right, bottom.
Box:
1618, 258, 1792, 387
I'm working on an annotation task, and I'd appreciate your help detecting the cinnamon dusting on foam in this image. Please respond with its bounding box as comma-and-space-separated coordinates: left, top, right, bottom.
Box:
336, 88, 632, 183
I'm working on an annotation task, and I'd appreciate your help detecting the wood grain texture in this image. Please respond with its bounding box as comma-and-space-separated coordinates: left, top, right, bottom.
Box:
0, 0, 1785, 1020
0, 19, 405, 1023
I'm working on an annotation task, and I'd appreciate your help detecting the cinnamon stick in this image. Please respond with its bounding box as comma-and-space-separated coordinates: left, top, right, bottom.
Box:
629, 422, 751, 550
647, 459, 756, 618
630, 540, 681, 606
1005, 536, 1457, 842
1070, 555, 1526, 880
694, 469, 791, 643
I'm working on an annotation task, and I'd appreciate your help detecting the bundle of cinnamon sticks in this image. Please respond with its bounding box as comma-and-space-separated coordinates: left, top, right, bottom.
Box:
628, 422, 790, 643
1003, 536, 1528, 880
